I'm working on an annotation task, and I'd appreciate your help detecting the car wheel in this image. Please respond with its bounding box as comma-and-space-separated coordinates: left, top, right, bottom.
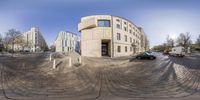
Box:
150, 57, 154, 60
138, 57, 141, 59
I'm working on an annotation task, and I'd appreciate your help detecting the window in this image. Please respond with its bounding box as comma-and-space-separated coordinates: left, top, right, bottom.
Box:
116, 19, 120, 22
129, 30, 132, 33
98, 20, 110, 27
133, 32, 135, 36
124, 22, 127, 25
130, 37, 132, 43
125, 46, 127, 52
117, 46, 121, 52
124, 27, 127, 31
62, 40, 65, 48
116, 24, 121, 29
130, 47, 132, 51
117, 33, 121, 40
125, 35, 127, 42
133, 27, 135, 31
65, 40, 67, 46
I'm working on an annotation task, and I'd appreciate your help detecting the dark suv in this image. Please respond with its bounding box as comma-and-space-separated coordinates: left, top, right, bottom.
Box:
136, 52, 156, 60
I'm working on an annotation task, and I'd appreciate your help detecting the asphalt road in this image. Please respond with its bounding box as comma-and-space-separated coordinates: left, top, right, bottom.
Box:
0, 52, 200, 100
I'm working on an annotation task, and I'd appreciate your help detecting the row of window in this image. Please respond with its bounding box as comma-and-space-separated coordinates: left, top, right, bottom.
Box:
97, 20, 140, 39
116, 23, 140, 38
116, 18, 140, 39
117, 46, 135, 53
62, 40, 75, 47
62, 47, 74, 52
97, 19, 138, 32
116, 19, 139, 32
116, 33, 140, 44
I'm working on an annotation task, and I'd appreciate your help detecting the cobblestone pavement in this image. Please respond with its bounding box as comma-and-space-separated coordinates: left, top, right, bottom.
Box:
0, 52, 200, 100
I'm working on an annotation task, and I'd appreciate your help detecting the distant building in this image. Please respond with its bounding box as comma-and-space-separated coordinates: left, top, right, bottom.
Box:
14, 27, 48, 52
138, 27, 148, 52
78, 15, 148, 57
55, 31, 80, 53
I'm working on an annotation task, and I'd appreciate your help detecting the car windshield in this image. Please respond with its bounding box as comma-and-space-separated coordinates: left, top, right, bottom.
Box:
145, 52, 152, 55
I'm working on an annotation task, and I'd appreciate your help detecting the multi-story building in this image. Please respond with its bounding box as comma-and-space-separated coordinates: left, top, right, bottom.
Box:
78, 15, 148, 57
138, 27, 148, 52
22, 27, 48, 52
55, 31, 80, 53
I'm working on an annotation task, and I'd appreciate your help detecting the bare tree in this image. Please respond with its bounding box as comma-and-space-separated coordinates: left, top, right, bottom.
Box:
176, 32, 192, 48
152, 43, 168, 52
4, 29, 21, 52
196, 34, 200, 46
14, 35, 26, 51
0, 33, 3, 52
166, 35, 175, 48
0, 33, 2, 43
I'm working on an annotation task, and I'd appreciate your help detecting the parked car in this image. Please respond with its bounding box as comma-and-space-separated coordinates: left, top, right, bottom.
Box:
136, 52, 156, 60
169, 46, 185, 57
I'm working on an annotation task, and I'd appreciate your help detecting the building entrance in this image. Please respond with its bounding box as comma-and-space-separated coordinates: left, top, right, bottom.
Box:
102, 43, 109, 56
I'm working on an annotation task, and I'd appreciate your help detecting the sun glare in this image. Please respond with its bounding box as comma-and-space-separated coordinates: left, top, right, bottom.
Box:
170, 34, 177, 40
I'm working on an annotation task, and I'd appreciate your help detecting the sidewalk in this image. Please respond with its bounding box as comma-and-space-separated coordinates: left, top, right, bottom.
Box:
81, 55, 138, 67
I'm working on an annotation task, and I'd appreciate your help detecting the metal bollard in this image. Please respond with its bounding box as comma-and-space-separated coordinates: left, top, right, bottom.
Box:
53, 59, 56, 69
69, 57, 72, 67
49, 54, 52, 61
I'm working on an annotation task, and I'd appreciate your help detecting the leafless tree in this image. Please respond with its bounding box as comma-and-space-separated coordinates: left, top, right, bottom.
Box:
14, 35, 26, 51
0, 33, 3, 52
152, 43, 168, 52
4, 29, 21, 52
176, 32, 192, 48
196, 34, 200, 46
166, 35, 175, 48
0, 33, 2, 43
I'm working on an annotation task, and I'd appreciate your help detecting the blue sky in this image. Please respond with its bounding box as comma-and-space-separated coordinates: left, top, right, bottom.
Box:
0, 0, 200, 48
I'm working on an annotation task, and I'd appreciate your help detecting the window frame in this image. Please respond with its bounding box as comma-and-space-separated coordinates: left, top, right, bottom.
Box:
124, 27, 127, 31
124, 35, 127, 42
116, 24, 121, 29
117, 33, 121, 40
125, 46, 127, 52
98, 20, 111, 27
117, 46, 121, 53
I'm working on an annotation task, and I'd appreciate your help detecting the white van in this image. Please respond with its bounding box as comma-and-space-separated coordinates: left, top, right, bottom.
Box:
169, 46, 185, 57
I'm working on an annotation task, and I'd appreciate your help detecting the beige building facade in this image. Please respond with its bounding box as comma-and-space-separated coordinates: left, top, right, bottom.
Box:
23, 27, 48, 52
78, 15, 148, 58
10, 27, 48, 52
55, 31, 80, 53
